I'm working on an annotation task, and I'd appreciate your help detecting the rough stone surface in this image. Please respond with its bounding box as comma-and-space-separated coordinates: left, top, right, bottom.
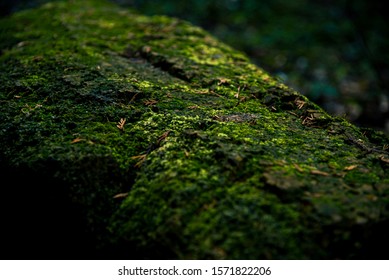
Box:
1, 0, 389, 259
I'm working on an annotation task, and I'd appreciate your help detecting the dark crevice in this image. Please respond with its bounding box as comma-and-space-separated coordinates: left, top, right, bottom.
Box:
122, 45, 193, 82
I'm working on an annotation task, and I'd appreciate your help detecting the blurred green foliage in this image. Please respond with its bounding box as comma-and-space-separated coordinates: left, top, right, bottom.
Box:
1, 0, 388, 133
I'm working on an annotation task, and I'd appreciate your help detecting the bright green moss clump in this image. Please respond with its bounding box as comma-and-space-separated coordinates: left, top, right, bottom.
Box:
1, 0, 389, 259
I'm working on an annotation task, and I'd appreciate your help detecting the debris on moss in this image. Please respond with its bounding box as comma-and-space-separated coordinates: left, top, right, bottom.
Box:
0, 0, 388, 259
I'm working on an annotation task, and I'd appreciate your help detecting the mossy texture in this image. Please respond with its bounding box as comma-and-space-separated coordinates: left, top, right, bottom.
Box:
1, 0, 389, 259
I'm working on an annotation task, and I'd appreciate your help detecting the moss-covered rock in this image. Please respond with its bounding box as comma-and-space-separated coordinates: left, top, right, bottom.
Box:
1, 0, 389, 259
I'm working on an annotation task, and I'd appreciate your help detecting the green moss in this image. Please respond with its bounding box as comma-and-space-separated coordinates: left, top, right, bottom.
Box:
1, 0, 389, 259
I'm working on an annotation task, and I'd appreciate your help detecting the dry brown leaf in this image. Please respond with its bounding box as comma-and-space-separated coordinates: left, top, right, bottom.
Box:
129, 92, 139, 103
131, 154, 147, 167
344, 165, 358, 171
113, 193, 128, 199
295, 99, 306, 109
217, 78, 229, 85
293, 163, 304, 172
157, 130, 171, 145
302, 114, 315, 125
71, 138, 85, 144
116, 118, 126, 130
144, 99, 158, 106
310, 170, 330, 176
379, 156, 389, 164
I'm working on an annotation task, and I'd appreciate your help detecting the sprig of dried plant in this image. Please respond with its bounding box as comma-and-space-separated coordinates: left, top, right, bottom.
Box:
117, 118, 126, 130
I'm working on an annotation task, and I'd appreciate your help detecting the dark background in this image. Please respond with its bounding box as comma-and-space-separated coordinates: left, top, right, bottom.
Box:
1, 0, 388, 134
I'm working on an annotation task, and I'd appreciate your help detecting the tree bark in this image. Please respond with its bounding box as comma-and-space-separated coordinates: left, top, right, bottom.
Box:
0, 0, 388, 259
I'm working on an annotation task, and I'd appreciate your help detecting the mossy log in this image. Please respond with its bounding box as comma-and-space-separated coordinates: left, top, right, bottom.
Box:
1, 0, 389, 259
